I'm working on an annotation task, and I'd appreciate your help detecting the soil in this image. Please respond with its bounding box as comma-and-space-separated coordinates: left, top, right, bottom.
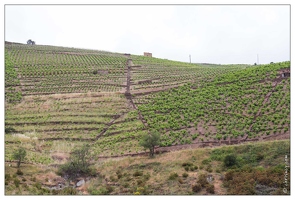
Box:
212, 174, 226, 195
197, 121, 206, 135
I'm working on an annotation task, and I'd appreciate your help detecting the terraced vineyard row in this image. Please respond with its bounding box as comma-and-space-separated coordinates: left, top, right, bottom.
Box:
136, 61, 290, 147
4, 92, 148, 161
6, 44, 128, 95
5, 52, 22, 103
130, 55, 244, 92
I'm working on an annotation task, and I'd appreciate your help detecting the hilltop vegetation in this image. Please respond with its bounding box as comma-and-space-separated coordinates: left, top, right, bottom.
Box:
4, 42, 290, 195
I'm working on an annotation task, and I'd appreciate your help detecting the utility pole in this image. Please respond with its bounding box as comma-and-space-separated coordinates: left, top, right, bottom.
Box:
189, 55, 191, 63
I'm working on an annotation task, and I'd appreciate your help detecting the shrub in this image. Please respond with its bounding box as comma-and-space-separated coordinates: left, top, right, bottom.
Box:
256, 153, 264, 161
33, 182, 42, 189
224, 170, 234, 181
89, 187, 109, 195
184, 166, 189, 171
110, 175, 116, 182
223, 165, 285, 194
202, 159, 211, 165
143, 173, 151, 181
206, 184, 215, 194
182, 162, 193, 167
192, 183, 202, 193
58, 187, 77, 195
16, 169, 23, 175
122, 182, 129, 188
5, 174, 11, 181
168, 172, 179, 180
57, 144, 93, 181
22, 177, 27, 182
105, 185, 114, 194
133, 171, 143, 177
206, 165, 213, 173
36, 187, 51, 195
197, 173, 208, 187
187, 165, 198, 171
182, 172, 189, 178
241, 165, 253, 172
14, 178, 20, 187
5, 127, 16, 134
12, 147, 27, 168
116, 170, 122, 179
224, 154, 237, 167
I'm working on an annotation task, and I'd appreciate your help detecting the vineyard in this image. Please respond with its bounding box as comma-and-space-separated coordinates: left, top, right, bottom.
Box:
129, 55, 244, 93
5, 44, 127, 95
5, 42, 290, 164
137, 61, 290, 147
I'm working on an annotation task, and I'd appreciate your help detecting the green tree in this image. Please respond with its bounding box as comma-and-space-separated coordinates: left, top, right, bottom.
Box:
12, 147, 26, 168
139, 132, 160, 157
57, 144, 94, 181
224, 154, 237, 167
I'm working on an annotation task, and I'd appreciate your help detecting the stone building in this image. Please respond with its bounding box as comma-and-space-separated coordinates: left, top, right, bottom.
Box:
144, 52, 152, 57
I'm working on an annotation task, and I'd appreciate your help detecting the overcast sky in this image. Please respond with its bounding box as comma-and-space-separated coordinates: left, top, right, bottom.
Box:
5, 5, 290, 64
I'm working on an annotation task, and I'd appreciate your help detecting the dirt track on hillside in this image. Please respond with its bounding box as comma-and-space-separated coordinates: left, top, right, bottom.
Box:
97, 132, 290, 159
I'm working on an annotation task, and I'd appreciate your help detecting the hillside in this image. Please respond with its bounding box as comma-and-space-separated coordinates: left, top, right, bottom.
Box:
138, 61, 290, 147
4, 42, 290, 195
5, 140, 290, 195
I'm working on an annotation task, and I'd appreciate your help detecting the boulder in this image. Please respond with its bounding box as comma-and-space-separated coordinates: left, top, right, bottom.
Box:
76, 179, 85, 187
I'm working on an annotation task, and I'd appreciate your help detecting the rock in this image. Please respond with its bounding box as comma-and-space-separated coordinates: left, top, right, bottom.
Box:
207, 174, 213, 183
76, 179, 85, 187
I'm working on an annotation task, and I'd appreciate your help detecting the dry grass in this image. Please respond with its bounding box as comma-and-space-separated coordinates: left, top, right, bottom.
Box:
93, 146, 216, 194
50, 152, 70, 162
23, 91, 124, 101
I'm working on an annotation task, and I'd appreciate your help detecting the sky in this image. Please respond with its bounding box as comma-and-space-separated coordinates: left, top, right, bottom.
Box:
5, 5, 290, 64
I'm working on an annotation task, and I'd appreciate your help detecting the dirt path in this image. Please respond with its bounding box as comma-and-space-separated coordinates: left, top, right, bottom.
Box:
94, 58, 148, 141
95, 114, 123, 140
97, 136, 287, 159
213, 174, 227, 195
124, 59, 148, 127
95, 59, 135, 140
130, 84, 186, 96
127, 59, 134, 66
